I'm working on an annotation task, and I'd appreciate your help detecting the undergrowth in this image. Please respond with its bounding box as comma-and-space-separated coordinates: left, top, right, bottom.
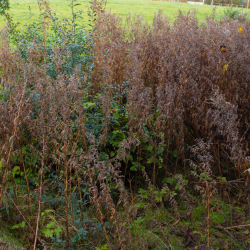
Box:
0, 0, 250, 249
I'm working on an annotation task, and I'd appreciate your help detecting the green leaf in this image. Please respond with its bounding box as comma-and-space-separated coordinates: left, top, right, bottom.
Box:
130, 166, 137, 171
44, 228, 53, 238
12, 166, 20, 173
83, 102, 95, 109
173, 149, 177, 158
166, 178, 174, 185
156, 147, 164, 155
54, 227, 61, 237
144, 145, 153, 151
110, 151, 115, 157
138, 188, 146, 194
160, 188, 167, 194
45, 209, 54, 214
147, 156, 154, 164
12, 224, 20, 229
201, 173, 208, 179
175, 183, 181, 190
46, 221, 55, 229
12, 221, 26, 229
135, 217, 145, 224
155, 197, 162, 202
14, 178, 20, 184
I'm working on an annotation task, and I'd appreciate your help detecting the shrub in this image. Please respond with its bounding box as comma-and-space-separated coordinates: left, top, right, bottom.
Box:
223, 7, 248, 21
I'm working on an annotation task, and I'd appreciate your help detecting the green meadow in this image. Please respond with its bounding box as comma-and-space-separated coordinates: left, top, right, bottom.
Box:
0, 0, 247, 28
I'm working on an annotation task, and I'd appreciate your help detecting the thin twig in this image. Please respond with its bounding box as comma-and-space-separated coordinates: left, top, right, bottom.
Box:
129, 177, 139, 250
224, 224, 250, 230
34, 134, 45, 250
5, 190, 47, 249
212, 226, 248, 250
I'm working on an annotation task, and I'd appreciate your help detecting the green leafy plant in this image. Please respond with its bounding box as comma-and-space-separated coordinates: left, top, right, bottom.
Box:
11, 221, 26, 229
130, 217, 145, 234
41, 221, 61, 238
95, 244, 108, 250
223, 7, 248, 21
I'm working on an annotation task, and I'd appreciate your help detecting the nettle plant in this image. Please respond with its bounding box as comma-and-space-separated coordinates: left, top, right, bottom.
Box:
138, 174, 188, 205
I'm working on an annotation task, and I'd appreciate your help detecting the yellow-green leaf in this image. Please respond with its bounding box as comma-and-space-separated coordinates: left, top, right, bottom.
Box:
238, 27, 243, 33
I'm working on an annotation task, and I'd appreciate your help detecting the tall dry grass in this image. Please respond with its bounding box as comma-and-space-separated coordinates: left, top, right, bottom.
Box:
0, 0, 250, 248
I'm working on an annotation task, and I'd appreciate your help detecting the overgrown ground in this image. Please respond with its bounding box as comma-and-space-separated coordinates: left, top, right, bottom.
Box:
0, 0, 248, 27
1, 0, 250, 249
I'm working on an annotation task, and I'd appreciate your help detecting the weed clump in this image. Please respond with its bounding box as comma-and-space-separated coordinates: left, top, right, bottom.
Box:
0, 0, 250, 249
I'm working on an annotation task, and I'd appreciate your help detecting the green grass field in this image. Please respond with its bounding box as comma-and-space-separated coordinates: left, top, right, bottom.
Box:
0, 0, 248, 28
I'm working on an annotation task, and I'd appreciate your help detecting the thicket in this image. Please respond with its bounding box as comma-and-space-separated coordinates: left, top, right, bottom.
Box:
0, 0, 250, 249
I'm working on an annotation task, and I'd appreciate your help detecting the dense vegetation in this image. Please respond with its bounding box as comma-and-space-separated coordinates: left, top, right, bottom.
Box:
0, 0, 244, 28
1, 0, 250, 249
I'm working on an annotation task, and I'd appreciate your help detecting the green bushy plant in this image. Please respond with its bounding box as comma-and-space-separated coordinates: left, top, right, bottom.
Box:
223, 7, 248, 20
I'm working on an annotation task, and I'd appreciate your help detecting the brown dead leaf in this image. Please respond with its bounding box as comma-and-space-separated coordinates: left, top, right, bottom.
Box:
34, 184, 48, 195
150, 241, 158, 248
218, 240, 229, 250
146, 220, 157, 229
200, 243, 209, 250
172, 219, 180, 226
170, 227, 182, 236
2, 215, 9, 222
13, 214, 22, 224
184, 237, 193, 247
180, 211, 191, 219
136, 207, 145, 218
28, 234, 35, 244
242, 229, 249, 235
113, 242, 120, 249
214, 232, 224, 238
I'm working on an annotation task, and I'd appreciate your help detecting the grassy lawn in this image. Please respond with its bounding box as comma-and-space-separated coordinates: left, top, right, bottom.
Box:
0, 0, 248, 28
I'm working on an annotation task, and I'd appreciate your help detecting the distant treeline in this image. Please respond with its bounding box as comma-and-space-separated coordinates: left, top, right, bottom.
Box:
184, 0, 246, 6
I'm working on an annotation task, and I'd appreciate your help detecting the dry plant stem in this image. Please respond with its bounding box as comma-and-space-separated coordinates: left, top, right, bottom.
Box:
231, 208, 233, 249
224, 224, 250, 229
34, 135, 45, 250
103, 226, 111, 250
129, 179, 139, 250
0, 81, 27, 202
76, 170, 84, 222
4, 190, 47, 249
206, 182, 210, 250
20, 151, 34, 225
53, 211, 78, 232
64, 149, 69, 248
153, 143, 156, 188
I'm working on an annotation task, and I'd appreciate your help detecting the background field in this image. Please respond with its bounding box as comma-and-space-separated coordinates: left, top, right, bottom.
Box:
0, 0, 248, 28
